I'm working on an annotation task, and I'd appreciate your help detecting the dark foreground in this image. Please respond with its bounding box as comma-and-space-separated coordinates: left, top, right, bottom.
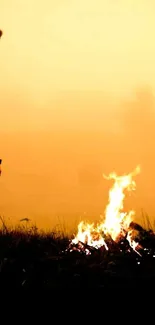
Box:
0, 223, 155, 289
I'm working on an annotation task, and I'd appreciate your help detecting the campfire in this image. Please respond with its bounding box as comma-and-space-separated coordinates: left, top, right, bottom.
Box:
69, 165, 144, 256
1, 164, 155, 289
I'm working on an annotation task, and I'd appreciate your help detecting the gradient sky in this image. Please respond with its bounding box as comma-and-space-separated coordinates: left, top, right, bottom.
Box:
0, 0, 155, 230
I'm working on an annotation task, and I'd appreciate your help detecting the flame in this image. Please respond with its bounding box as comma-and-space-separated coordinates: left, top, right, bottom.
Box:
71, 165, 141, 253
72, 221, 108, 250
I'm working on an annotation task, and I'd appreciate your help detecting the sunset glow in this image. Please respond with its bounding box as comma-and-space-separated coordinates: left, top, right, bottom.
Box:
0, 1, 155, 229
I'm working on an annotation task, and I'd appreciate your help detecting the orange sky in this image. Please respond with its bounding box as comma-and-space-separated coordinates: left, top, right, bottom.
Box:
0, 0, 155, 230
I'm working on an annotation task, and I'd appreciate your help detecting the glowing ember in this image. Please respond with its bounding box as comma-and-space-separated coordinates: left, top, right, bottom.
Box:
71, 165, 141, 254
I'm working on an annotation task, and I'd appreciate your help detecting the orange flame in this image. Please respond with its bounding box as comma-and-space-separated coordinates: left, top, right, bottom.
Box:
72, 165, 141, 251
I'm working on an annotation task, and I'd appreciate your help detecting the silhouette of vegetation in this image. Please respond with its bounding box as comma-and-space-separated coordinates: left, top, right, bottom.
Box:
0, 216, 155, 289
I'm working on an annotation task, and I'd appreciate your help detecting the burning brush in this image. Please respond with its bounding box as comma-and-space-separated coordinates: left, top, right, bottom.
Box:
68, 165, 143, 256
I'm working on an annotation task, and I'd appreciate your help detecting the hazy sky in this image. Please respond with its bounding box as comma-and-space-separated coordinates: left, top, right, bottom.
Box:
1, 1, 155, 98
0, 0, 155, 230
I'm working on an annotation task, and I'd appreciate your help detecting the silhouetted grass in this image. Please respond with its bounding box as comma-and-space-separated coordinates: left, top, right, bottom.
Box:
0, 219, 69, 260
0, 215, 155, 289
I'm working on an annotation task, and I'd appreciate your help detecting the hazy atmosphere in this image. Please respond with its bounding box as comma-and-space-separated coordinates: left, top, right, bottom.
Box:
0, 0, 155, 230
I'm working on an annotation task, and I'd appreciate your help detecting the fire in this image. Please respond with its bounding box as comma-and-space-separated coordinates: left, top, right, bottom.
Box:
72, 221, 108, 250
71, 165, 141, 253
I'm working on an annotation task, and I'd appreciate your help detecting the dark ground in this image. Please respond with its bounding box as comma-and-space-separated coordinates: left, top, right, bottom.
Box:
0, 222, 155, 290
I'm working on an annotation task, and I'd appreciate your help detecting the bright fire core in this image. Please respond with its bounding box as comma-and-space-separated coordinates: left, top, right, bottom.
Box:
72, 166, 141, 252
